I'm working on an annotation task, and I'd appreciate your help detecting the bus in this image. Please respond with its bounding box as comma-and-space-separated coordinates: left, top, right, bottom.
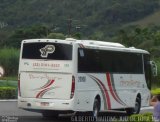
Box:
18, 38, 157, 118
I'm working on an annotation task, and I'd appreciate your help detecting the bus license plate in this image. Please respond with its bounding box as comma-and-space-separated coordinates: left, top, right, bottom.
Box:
41, 102, 49, 106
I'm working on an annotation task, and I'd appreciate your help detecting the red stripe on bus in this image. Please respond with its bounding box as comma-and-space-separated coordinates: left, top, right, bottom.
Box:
92, 76, 111, 110
41, 80, 55, 89
81, 44, 85, 48
106, 73, 119, 103
88, 75, 108, 110
107, 73, 126, 106
79, 44, 85, 48
36, 88, 50, 98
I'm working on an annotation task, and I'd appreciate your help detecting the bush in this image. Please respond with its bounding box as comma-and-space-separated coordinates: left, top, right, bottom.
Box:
115, 113, 153, 122
151, 88, 160, 95
0, 87, 17, 99
0, 48, 19, 76
0, 80, 17, 87
129, 113, 153, 122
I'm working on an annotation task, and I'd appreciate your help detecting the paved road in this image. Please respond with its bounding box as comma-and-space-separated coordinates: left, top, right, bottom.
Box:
0, 101, 153, 122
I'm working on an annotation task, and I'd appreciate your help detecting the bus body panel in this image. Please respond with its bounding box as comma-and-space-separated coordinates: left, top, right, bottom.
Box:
19, 60, 73, 73
20, 72, 72, 99
18, 97, 75, 111
75, 73, 150, 111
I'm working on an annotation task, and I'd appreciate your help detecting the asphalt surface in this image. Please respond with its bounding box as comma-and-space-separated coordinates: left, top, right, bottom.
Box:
0, 101, 153, 122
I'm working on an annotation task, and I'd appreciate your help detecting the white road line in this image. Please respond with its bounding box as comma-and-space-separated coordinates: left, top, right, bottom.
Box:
141, 106, 153, 110
0, 99, 17, 102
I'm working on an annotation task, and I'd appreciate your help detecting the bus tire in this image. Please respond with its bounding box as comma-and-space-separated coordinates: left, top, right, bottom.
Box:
126, 97, 141, 115
92, 98, 100, 119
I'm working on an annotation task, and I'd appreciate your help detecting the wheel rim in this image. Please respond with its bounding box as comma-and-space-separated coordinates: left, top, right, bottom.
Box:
134, 101, 139, 114
93, 106, 98, 118
93, 100, 99, 118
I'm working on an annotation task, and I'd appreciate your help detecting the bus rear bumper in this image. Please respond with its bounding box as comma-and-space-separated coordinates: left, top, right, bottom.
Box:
18, 97, 75, 112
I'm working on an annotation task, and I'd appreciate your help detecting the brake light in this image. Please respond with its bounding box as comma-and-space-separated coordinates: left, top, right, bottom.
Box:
18, 74, 21, 96
70, 76, 75, 99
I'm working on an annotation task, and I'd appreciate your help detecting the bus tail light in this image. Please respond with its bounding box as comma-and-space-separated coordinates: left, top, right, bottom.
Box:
18, 74, 21, 96
70, 76, 75, 99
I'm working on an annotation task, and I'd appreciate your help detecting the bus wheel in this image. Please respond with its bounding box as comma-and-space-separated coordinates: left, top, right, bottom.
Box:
92, 98, 100, 119
126, 97, 141, 115
133, 97, 141, 114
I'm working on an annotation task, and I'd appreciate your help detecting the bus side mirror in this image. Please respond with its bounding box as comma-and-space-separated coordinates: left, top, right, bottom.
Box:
0, 66, 5, 78
149, 61, 157, 77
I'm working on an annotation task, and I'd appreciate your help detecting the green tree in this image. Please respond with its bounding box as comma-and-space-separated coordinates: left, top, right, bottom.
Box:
47, 33, 65, 39
4, 25, 50, 48
72, 33, 81, 39
154, 31, 160, 45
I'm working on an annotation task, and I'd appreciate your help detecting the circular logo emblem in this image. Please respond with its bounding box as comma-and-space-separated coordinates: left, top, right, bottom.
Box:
40, 45, 55, 58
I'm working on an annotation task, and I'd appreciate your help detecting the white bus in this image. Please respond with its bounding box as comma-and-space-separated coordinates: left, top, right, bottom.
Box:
18, 38, 156, 118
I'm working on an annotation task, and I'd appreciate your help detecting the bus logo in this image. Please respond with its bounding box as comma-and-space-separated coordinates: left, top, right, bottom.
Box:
40, 45, 55, 58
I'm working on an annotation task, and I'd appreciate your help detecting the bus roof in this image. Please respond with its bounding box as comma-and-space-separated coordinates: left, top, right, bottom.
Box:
22, 38, 149, 54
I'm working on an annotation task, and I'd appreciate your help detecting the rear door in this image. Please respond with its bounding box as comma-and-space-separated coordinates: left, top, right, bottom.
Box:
19, 42, 73, 100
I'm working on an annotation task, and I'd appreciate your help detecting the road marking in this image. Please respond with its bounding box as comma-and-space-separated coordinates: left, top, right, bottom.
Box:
141, 106, 153, 110
0, 99, 17, 102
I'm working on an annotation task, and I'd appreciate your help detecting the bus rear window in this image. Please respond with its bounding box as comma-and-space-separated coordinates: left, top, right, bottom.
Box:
22, 42, 72, 60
